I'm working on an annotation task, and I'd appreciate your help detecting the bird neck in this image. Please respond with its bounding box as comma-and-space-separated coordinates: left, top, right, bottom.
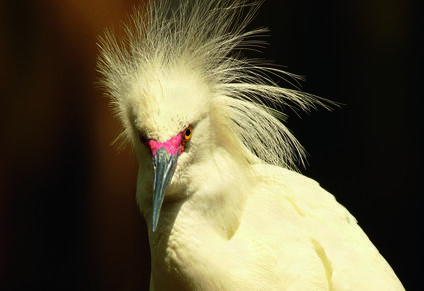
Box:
147, 148, 253, 289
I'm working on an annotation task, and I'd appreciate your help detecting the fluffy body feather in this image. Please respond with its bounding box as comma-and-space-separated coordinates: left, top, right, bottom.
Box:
98, 0, 404, 290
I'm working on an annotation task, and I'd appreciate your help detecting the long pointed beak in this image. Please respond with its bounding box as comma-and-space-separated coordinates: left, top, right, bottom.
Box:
151, 148, 179, 232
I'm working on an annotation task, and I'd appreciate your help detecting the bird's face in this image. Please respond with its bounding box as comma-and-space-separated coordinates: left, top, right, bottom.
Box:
138, 125, 193, 232
126, 65, 211, 232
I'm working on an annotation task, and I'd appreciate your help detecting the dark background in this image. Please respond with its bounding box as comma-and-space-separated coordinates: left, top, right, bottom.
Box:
0, 0, 420, 290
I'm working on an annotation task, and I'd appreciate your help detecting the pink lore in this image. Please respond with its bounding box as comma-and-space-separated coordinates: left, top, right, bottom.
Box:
148, 132, 184, 157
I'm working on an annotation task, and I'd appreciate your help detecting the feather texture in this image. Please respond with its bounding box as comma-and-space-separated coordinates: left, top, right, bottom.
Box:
97, 0, 329, 170
97, 1, 404, 290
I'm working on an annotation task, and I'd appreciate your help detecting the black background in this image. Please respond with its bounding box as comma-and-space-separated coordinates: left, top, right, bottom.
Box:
1, 0, 420, 290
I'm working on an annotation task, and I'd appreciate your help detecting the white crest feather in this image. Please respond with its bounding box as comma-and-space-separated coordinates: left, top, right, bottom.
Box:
97, 0, 331, 170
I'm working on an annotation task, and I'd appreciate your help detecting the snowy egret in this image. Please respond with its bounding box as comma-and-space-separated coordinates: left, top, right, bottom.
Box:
97, 0, 404, 289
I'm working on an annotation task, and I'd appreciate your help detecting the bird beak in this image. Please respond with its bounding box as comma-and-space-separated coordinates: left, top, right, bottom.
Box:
151, 148, 179, 232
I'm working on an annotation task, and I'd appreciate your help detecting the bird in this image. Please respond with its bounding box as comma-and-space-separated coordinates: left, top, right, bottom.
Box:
97, 0, 405, 289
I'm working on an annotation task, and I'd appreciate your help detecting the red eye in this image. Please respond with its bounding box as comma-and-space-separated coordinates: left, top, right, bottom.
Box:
184, 125, 193, 141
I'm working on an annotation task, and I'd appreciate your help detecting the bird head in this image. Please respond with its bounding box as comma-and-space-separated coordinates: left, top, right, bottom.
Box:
124, 64, 213, 232
97, 0, 329, 233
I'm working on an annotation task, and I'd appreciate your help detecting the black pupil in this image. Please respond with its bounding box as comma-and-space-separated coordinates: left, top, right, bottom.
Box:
185, 129, 191, 137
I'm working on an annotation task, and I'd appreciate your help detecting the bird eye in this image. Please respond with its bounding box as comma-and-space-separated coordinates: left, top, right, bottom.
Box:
184, 125, 193, 141
139, 133, 148, 144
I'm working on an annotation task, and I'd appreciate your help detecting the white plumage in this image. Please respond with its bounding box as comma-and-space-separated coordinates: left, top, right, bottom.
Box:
97, 0, 404, 289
